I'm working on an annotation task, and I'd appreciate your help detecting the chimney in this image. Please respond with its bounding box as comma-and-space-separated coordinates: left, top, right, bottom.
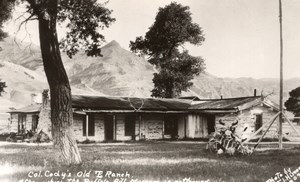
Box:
31, 93, 37, 105
221, 95, 223, 99
31, 93, 42, 105
42, 89, 50, 106
254, 89, 257, 97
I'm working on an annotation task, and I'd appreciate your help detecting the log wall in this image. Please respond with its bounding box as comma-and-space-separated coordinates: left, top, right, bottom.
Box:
215, 105, 279, 140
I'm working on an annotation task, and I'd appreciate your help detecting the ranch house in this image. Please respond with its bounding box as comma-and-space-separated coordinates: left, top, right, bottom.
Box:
9, 90, 299, 142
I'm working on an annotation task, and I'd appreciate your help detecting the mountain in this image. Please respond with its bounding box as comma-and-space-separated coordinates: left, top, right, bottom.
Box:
0, 37, 300, 113
190, 74, 300, 103
0, 38, 104, 111
63, 40, 154, 97
0, 38, 47, 111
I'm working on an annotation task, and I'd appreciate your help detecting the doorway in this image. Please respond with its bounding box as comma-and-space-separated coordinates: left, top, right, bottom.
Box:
164, 115, 178, 139
104, 115, 114, 141
207, 115, 216, 134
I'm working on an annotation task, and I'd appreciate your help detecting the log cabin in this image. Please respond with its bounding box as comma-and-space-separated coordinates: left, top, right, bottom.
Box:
9, 90, 300, 142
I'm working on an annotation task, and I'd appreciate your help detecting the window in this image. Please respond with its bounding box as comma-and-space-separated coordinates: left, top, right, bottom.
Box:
83, 114, 95, 136
32, 115, 39, 132
125, 115, 135, 136
255, 114, 263, 134
18, 114, 26, 134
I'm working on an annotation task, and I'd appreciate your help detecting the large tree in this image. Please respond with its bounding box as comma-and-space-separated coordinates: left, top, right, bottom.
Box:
285, 87, 300, 125
0, 0, 115, 164
0, 0, 10, 96
0, 0, 14, 45
0, 79, 6, 96
130, 2, 205, 98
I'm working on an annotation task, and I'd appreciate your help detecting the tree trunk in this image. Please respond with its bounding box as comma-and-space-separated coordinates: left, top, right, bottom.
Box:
37, 0, 82, 165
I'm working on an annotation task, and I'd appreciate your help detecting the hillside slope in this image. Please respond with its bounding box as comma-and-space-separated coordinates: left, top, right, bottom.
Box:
0, 37, 300, 112
63, 40, 154, 97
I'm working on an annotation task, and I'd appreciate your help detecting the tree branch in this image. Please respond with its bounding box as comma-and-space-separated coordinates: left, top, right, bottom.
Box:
14, 8, 32, 23
13, 12, 36, 50
16, 13, 36, 33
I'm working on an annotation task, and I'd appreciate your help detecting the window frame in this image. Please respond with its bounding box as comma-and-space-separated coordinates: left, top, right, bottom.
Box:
83, 114, 95, 137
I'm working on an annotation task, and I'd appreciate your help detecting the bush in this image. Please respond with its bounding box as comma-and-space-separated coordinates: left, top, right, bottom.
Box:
6, 132, 17, 142
77, 138, 96, 144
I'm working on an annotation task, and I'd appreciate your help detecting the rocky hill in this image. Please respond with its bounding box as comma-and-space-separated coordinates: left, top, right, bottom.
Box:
0, 37, 300, 112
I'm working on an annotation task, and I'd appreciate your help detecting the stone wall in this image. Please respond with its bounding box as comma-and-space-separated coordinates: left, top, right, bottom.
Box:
139, 114, 164, 140
73, 113, 139, 142
73, 113, 105, 142
0, 113, 10, 134
36, 108, 196, 142
215, 105, 279, 140
73, 113, 85, 142
10, 113, 18, 132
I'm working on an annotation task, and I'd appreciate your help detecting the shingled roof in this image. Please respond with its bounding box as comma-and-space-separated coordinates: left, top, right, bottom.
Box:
9, 95, 279, 114
189, 96, 262, 112
72, 95, 192, 111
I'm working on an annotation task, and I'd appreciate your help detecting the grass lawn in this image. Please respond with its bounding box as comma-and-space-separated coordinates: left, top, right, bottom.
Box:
0, 141, 300, 182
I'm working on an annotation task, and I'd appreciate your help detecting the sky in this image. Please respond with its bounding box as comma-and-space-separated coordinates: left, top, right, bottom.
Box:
4, 0, 300, 79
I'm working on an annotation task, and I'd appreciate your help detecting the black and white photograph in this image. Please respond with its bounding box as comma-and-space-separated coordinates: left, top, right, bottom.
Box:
0, 0, 300, 181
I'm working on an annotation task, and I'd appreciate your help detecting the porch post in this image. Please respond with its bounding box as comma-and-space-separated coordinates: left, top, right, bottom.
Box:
139, 114, 142, 140
9, 114, 12, 132
86, 114, 89, 139
17, 114, 20, 134
162, 114, 165, 139
184, 115, 187, 138
113, 115, 116, 140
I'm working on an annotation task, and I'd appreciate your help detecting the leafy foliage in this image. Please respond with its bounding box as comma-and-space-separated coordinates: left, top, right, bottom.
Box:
285, 87, 300, 123
0, 79, 7, 96
130, 2, 205, 98
0, 0, 115, 58
151, 50, 205, 98
0, 0, 17, 42
58, 0, 115, 58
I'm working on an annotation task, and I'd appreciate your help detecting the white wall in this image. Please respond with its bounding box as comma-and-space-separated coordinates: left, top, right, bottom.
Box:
186, 114, 208, 138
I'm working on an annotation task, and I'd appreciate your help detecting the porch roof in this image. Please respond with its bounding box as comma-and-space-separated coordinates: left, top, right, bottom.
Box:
7, 104, 41, 114
72, 95, 192, 111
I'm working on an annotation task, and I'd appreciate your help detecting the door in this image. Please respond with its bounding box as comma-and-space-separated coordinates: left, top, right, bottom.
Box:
104, 115, 114, 141
207, 115, 216, 134
125, 115, 136, 140
164, 115, 178, 139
